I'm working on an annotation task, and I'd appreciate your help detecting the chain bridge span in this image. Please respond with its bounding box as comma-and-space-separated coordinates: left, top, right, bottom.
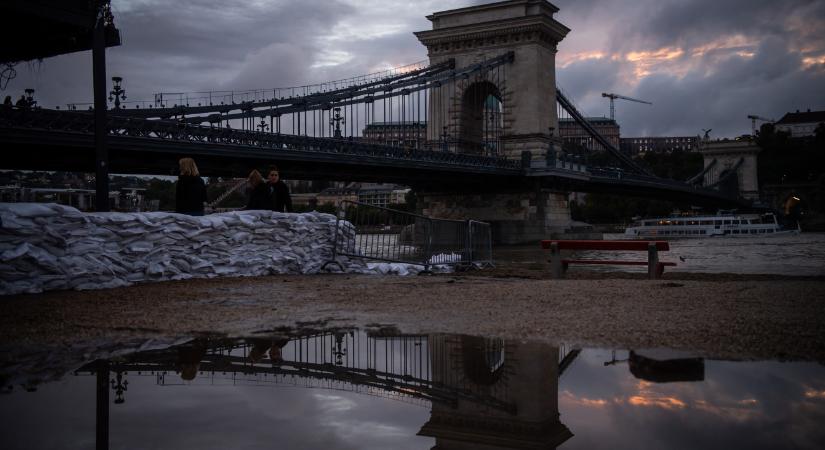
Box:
1, 1, 746, 242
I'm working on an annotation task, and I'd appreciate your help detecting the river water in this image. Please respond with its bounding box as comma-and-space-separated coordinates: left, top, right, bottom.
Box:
586, 232, 825, 276
2, 332, 823, 449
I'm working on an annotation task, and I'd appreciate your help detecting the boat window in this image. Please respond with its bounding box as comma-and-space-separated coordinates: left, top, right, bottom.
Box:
714, 220, 722, 225
700, 220, 712, 225
724, 230, 731, 234
724, 220, 731, 225
750, 229, 757, 234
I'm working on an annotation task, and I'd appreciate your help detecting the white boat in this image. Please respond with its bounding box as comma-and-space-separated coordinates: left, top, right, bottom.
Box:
624, 211, 800, 238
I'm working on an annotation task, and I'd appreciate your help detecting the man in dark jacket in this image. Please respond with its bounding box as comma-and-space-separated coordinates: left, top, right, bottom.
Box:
265, 165, 292, 213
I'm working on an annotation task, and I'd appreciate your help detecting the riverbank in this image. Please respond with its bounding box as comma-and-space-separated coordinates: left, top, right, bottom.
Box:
1, 270, 823, 366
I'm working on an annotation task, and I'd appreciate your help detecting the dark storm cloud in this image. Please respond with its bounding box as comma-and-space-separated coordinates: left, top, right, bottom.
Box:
620, 0, 822, 51
553, 0, 825, 137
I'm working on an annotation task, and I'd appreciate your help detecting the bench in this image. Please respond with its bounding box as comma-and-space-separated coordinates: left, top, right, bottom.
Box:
540, 240, 676, 279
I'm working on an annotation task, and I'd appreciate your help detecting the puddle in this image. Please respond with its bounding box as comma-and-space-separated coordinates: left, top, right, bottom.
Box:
1, 330, 824, 449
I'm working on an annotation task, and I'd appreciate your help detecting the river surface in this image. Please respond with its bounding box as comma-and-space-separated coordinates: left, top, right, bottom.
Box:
1, 331, 824, 449
583, 232, 825, 276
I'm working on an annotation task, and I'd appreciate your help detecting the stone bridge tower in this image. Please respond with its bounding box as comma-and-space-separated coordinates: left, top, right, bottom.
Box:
418, 336, 573, 449
414, 1, 575, 244
415, 0, 569, 160
697, 140, 761, 201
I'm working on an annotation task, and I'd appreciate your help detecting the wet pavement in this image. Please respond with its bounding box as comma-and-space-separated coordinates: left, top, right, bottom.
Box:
2, 329, 824, 449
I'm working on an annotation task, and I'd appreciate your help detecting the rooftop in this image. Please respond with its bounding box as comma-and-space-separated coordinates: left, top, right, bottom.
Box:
775, 110, 825, 125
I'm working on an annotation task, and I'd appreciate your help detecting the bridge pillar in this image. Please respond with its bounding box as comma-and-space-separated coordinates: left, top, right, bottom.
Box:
420, 188, 572, 244
698, 140, 761, 201
415, 0, 570, 162
419, 336, 572, 449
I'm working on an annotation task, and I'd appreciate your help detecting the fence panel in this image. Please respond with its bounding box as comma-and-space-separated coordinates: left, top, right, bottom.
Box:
325, 201, 492, 271
468, 220, 494, 267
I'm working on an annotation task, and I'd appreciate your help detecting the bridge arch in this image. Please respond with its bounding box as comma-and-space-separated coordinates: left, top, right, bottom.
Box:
459, 80, 504, 156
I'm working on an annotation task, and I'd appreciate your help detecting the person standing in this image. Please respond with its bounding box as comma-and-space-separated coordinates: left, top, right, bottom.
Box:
265, 165, 292, 213
175, 157, 207, 215
245, 169, 269, 210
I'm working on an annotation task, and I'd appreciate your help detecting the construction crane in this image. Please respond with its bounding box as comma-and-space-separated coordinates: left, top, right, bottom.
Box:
601, 93, 652, 121
747, 115, 774, 135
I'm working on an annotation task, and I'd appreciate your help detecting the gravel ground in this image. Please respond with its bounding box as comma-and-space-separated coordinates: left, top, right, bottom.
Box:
1, 268, 824, 364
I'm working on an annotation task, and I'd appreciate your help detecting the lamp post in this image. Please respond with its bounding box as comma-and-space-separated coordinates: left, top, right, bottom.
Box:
108, 76, 126, 109
330, 107, 345, 138
257, 118, 269, 133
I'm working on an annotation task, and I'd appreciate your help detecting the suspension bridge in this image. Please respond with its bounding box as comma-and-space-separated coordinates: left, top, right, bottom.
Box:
0, 0, 749, 242
75, 331, 577, 448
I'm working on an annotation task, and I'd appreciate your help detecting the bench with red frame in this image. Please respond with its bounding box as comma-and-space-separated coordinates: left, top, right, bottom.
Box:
539, 240, 676, 279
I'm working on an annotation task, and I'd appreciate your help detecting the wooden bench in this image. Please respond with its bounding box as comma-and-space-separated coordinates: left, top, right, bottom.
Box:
540, 240, 676, 279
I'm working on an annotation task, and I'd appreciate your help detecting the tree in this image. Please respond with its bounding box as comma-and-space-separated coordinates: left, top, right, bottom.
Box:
144, 179, 176, 211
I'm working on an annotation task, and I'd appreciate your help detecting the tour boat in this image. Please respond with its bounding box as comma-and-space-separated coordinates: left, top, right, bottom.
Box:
624, 211, 800, 238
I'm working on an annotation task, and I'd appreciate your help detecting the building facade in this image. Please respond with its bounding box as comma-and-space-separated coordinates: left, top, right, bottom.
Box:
362, 122, 428, 148
558, 117, 619, 151
774, 110, 825, 138
620, 136, 699, 155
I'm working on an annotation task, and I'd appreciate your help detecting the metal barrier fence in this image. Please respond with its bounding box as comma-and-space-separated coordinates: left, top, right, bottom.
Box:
324, 201, 493, 272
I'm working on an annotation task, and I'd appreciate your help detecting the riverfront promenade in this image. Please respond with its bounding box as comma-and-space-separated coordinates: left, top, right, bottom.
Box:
1, 270, 823, 366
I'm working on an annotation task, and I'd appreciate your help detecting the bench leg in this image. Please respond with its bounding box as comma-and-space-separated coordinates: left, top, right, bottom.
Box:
550, 242, 563, 279
647, 243, 659, 279
656, 262, 666, 278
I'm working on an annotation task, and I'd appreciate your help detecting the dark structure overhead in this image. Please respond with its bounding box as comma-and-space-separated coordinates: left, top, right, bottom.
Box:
0, 0, 120, 64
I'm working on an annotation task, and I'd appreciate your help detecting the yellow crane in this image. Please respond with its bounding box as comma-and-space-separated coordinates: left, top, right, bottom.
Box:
601, 92, 652, 121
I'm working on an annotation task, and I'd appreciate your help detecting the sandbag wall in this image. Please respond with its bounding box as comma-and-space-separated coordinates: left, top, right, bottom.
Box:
0, 203, 354, 295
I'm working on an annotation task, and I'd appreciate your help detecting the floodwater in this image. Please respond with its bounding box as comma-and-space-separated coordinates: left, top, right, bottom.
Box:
2, 331, 824, 449
588, 232, 825, 276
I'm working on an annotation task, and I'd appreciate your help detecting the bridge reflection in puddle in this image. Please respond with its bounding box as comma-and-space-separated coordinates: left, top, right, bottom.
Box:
1, 331, 824, 449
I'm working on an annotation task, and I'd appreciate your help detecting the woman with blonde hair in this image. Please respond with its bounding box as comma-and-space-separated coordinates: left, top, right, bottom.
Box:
175, 157, 207, 215
245, 169, 269, 210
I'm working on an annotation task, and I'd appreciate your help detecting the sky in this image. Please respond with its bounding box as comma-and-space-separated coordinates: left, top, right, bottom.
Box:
5, 0, 825, 138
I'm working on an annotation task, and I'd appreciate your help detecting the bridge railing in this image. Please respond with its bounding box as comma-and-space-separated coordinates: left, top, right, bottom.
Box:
0, 106, 522, 171
324, 200, 493, 272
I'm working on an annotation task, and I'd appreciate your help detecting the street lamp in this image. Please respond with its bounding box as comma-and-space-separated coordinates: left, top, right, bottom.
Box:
329, 107, 345, 138
109, 76, 126, 109
257, 117, 269, 133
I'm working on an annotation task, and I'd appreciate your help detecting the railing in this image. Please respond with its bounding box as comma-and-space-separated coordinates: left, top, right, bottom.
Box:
0, 106, 522, 171
324, 201, 494, 272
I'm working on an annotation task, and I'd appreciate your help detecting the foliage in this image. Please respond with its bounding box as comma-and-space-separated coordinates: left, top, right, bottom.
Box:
571, 150, 703, 224
144, 179, 176, 211
756, 124, 825, 185
639, 150, 703, 180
